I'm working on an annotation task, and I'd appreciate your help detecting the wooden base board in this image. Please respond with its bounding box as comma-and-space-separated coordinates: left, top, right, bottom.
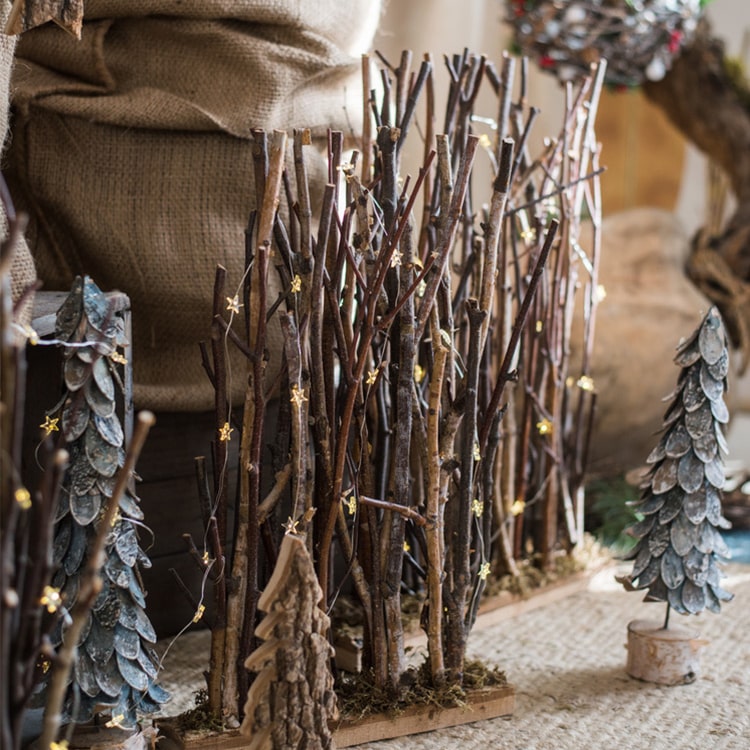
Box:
333, 684, 515, 748
162, 684, 515, 749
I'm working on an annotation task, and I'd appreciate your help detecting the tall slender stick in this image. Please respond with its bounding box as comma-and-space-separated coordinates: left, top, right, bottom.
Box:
425, 342, 448, 684
479, 219, 559, 448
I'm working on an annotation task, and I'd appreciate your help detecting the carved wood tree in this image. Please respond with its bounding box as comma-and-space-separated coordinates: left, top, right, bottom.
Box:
240, 532, 338, 749
618, 307, 734, 622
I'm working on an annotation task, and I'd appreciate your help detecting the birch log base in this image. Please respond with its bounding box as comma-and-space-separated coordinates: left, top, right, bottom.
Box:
626, 619, 709, 686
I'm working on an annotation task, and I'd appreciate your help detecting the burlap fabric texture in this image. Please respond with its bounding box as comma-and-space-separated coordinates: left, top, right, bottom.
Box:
7, 0, 380, 410
1, 0, 35, 323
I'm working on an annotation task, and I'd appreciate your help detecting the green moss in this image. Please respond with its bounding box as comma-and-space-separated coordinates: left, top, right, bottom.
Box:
587, 477, 640, 554
484, 535, 605, 600
335, 659, 507, 722
173, 689, 226, 733
723, 56, 750, 111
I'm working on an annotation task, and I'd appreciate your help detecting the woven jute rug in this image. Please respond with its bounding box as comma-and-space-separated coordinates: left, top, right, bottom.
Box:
155, 563, 750, 749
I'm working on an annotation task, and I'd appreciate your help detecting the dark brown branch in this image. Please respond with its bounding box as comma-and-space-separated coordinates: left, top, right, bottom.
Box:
479, 219, 559, 447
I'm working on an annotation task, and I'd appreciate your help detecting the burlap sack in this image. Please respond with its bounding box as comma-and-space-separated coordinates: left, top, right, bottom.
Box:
580, 208, 711, 476
1, 1, 35, 323
8, 0, 380, 410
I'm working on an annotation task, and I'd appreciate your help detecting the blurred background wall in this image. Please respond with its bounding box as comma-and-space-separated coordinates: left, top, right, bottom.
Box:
374, 0, 746, 231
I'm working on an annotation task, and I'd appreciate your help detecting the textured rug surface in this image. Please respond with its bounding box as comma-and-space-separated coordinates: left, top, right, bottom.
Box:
156, 563, 750, 749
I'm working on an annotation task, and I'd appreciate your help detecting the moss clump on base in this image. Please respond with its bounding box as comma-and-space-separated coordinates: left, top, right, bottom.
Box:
335, 659, 507, 722
173, 690, 226, 733
485, 535, 607, 600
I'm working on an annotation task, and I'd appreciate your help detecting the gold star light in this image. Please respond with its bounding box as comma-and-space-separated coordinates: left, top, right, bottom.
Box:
40, 586, 62, 613
510, 499, 525, 516
366, 369, 379, 386
20, 324, 39, 345
290, 274, 302, 294
219, 422, 233, 442
472, 499, 484, 518
226, 295, 242, 315
536, 418, 553, 435
576, 375, 595, 392
192, 604, 206, 623
15, 488, 31, 510
40, 415, 60, 437
290, 383, 308, 408
283, 516, 300, 535
110, 351, 128, 365
478, 562, 491, 580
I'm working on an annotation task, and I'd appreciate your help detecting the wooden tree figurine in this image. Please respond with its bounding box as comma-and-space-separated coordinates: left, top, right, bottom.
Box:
618, 306, 733, 683
240, 530, 338, 749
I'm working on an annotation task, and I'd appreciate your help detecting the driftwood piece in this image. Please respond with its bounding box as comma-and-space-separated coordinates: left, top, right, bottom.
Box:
240, 534, 338, 749
643, 19, 750, 367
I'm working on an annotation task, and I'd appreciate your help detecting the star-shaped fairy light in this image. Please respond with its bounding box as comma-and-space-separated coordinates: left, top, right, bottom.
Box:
536, 418, 553, 435
40, 415, 60, 436
283, 516, 300, 535
219, 422, 233, 442
40, 586, 62, 613
226, 295, 242, 315
15, 488, 32, 510
290, 383, 308, 408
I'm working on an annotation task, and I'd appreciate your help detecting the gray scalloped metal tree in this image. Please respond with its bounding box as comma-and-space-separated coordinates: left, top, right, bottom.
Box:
43, 277, 168, 727
618, 306, 734, 625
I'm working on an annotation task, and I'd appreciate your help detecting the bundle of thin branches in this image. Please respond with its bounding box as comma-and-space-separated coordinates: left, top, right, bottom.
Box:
0, 183, 67, 750
185, 49, 605, 722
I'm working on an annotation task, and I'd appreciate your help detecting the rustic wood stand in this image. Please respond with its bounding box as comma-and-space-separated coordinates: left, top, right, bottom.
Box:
626, 619, 709, 686
161, 683, 515, 749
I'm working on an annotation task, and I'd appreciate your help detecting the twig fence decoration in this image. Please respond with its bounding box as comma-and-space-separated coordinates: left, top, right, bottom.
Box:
173, 49, 606, 725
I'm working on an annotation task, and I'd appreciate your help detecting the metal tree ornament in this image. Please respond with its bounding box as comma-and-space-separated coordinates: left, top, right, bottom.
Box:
506, 0, 708, 86
618, 306, 733, 683
38, 277, 169, 730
